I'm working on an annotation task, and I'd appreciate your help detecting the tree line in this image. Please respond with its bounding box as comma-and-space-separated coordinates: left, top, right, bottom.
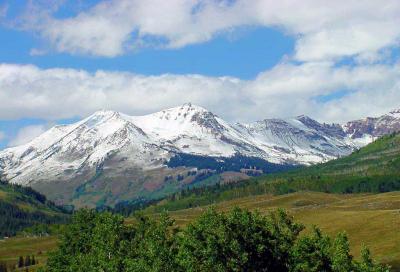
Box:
0, 255, 38, 272
167, 153, 296, 174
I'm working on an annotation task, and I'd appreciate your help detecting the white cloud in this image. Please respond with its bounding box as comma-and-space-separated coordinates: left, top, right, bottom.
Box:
10, 0, 400, 61
8, 125, 47, 147
0, 62, 399, 124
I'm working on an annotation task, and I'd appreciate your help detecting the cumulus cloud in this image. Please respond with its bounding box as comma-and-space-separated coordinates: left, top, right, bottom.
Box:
0, 63, 399, 123
8, 125, 47, 147
8, 0, 400, 61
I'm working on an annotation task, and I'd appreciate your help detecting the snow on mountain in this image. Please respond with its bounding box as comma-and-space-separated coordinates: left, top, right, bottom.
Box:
233, 116, 353, 164
127, 103, 240, 157
0, 110, 156, 186
1, 103, 400, 206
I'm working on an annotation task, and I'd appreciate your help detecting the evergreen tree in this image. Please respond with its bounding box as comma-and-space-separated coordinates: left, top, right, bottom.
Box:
0, 262, 7, 272
18, 256, 24, 268
24, 255, 31, 267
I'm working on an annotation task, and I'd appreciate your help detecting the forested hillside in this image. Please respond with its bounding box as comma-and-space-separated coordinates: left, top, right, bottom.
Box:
0, 181, 69, 237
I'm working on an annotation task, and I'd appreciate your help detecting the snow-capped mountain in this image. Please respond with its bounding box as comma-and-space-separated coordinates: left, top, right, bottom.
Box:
1, 103, 399, 207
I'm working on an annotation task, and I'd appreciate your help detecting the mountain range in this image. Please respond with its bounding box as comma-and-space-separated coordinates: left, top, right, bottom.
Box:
1, 103, 399, 207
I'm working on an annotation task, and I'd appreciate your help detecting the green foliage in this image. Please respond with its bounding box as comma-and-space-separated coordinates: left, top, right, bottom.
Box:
331, 232, 353, 272
123, 212, 179, 271
177, 208, 303, 272
291, 228, 390, 272
291, 227, 332, 272
43, 208, 388, 271
46, 209, 125, 271
354, 246, 390, 272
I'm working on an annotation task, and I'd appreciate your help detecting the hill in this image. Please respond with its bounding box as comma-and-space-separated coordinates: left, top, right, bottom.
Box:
0, 181, 69, 237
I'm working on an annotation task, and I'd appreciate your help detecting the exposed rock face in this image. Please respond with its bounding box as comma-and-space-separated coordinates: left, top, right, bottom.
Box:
344, 109, 400, 139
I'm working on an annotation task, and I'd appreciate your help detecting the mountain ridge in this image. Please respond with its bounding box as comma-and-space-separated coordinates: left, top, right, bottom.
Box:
1, 103, 399, 207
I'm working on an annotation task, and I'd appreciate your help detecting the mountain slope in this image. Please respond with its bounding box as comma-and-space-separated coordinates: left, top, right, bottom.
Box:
0, 181, 69, 237
149, 132, 400, 212
0, 103, 399, 207
344, 109, 400, 139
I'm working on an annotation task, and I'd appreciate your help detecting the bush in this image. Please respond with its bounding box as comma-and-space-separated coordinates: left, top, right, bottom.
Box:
177, 208, 303, 271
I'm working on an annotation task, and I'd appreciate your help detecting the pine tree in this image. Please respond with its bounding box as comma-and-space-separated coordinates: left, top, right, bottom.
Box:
0, 261, 7, 272
18, 256, 24, 268
24, 255, 31, 267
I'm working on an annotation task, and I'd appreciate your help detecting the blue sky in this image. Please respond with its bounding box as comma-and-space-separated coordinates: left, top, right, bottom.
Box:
0, 25, 294, 78
0, 1, 400, 150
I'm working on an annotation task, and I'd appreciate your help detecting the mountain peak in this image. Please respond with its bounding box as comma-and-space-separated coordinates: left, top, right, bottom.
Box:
90, 109, 121, 118
80, 110, 126, 130
295, 115, 320, 127
296, 114, 313, 121
144, 103, 211, 121
388, 108, 400, 118
175, 102, 208, 113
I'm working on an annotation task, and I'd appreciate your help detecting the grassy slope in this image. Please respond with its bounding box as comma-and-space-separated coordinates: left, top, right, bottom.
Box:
0, 182, 61, 214
0, 236, 57, 270
279, 132, 400, 184
0, 182, 68, 270
139, 191, 400, 270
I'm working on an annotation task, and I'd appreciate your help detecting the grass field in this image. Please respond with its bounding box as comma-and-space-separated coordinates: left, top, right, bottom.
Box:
1, 191, 399, 271
0, 236, 57, 271
141, 191, 400, 270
